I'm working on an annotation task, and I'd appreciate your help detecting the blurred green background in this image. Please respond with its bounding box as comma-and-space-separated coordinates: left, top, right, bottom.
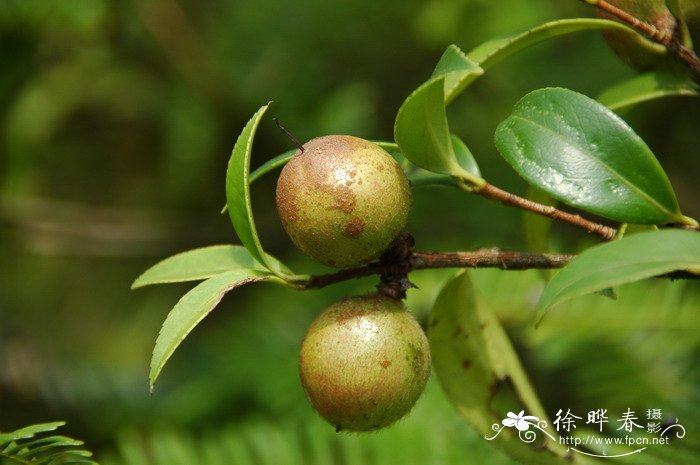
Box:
1, 0, 699, 463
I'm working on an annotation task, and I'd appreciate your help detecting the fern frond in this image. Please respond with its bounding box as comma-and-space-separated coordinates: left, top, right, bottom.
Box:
0, 421, 97, 465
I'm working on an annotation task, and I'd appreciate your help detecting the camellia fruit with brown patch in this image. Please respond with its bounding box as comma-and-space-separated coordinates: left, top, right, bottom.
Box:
298, 293, 431, 432
276, 135, 411, 268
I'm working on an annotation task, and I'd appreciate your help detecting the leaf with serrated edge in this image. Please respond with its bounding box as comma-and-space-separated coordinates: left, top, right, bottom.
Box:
432, 44, 484, 104
537, 229, 700, 318
149, 269, 283, 388
250, 149, 296, 184
132, 245, 269, 289
225, 104, 289, 277
597, 71, 699, 112
468, 19, 660, 72
395, 78, 460, 176
394, 45, 484, 182
495, 87, 683, 224
429, 271, 585, 464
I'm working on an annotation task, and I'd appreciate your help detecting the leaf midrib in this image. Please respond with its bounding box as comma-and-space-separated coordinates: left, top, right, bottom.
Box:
507, 114, 678, 220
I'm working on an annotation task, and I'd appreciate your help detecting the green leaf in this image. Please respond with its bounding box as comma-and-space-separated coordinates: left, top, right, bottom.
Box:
0, 422, 96, 465
467, 18, 662, 71
0, 423, 64, 443
149, 269, 283, 389
495, 87, 683, 224
429, 271, 584, 464
432, 44, 485, 104
597, 71, 700, 112
250, 149, 296, 184
394, 78, 460, 176
132, 245, 273, 289
225, 103, 289, 277
394, 44, 484, 183
451, 133, 480, 177
537, 229, 700, 318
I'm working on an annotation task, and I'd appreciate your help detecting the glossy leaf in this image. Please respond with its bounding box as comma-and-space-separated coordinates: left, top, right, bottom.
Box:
597, 71, 699, 112
225, 104, 289, 276
149, 269, 283, 388
467, 18, 659, 71
430, 271, 578, 464
131, 245, 293, 289
495, 87, 683, 224
537, 229, 700, 318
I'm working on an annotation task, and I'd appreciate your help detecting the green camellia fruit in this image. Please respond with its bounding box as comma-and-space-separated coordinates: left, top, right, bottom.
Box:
299, 293, 431, 432
276, 135, 411, 269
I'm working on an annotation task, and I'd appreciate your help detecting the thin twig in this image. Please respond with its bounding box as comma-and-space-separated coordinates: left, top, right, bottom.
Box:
582, 0, 700, 83
303, 248, 698, 289
475, 183, 618, 241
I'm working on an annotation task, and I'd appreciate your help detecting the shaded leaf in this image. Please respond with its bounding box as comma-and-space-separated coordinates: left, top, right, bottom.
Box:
495, 87, 683, 224
429, 271, 583, 464
597, 71, 699, 112
149, 269, 284, 388
451, 134, 480, 177
225, 103, 289, 276
537, 229, 700, 318
0, 422, 96, 465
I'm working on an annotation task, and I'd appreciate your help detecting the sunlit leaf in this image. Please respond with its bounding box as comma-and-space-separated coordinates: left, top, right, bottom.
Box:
432, 44, 485, 104
394, 78, 460, 176
131, 245, 292, 289
225, 103, 290, 276
150, 269, 284, 388
597, 71, 699, 112
394, 44, 484, 183
430, 271, 573, 464
250, 149, 296, 184
495, 87, 684, 224
537, 229, 700, 318
467, 18, 661, 71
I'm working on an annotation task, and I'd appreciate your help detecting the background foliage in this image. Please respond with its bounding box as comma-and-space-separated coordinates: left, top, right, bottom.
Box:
1, 0, 699, 463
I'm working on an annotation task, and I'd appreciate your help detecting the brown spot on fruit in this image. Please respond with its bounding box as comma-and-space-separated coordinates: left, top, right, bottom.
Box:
380, 359, 392, 369
327, 185, 356, 213
275, 135, 412, 269
462, 360, 472, 370
342, 217, 365, 238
